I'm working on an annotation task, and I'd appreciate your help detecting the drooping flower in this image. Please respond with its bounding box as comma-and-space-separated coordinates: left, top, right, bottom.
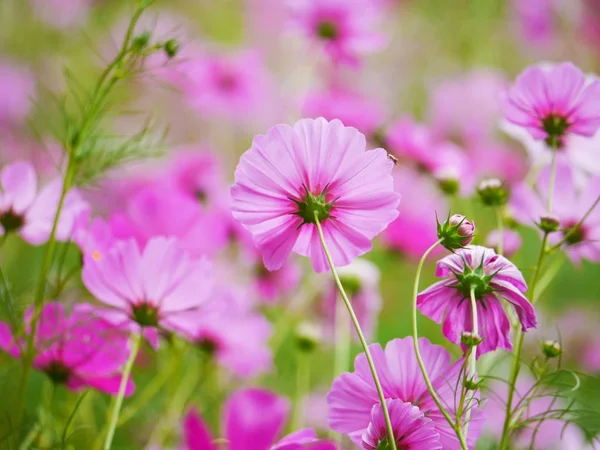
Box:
327, 337, 484, 449
0, 58, 35, 126
362, 399, 442, 450
230, 117, 400, 273
417, 246, 537, 357
288, 0, 387, 67
0, 302, 133, 395
81, 236, 213, 338
510, 163, 600, 264
504, 62, 600, 147
181, 388, 336, 449
0, 160, 89, 245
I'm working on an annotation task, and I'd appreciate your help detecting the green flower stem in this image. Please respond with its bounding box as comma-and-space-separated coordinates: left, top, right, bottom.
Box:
550, 194, 600, 251
463, 286, 479, 438
334, 291, 351, 375
313, 213, 397, 450
412, 239, 469, 450
494, 207, 504, 255
103, 331, 142, 450
291, 352, 310, 431
546, 150, 558, 213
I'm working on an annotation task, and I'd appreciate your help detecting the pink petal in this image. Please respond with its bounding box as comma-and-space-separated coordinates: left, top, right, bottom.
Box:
0, 161, 37, 214
183, 408, 215, 450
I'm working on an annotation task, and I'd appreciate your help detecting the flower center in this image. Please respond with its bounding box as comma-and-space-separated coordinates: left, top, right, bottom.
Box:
196, 336, 220, 356
291, 185, 334, 225
195, 189, 208, 205
131, 302, 159, 327
316, 21, 339, 40
563, 222, 586, 245
0, 210, 24, 233
218, 73, 238, 91
542, 114, 569, 148
44, 360, 71, 384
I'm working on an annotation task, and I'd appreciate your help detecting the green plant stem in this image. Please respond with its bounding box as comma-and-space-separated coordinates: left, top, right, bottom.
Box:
547, 150, 557, 212
103, 331, 142, 450
62, 392, 88, 446
334, 292, 351, 375
550, 194, 600, 251
463, 286, 479, 437
313, 214, 397, 450
495, 207, 504, 255
291, 352, 310, 431
412, 239, 469, 450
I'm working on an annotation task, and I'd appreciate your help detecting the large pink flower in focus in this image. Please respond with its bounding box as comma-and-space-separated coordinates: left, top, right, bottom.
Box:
417, 246, 536, 357
182, 388, 336, 450
81, 236, 213, 338
231, 117, 400, 273
0, 59, 35, 126
288, 0, 387, 67
505, 62, 600, 146
327, 337, 484, 449
0, 302, 133, 395
0, 160, 89, 245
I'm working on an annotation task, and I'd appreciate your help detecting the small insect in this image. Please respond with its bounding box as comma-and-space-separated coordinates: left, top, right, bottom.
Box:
387, 153, 399, 165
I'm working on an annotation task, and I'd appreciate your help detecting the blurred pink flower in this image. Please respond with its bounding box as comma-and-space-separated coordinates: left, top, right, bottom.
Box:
252, 253, 302, 304
302, 86, 385, 137
381, 166, 448, 258
0, 302, 133, 395
288, 0, 387, 67
510, 163, 600, 263
485, 229, 523, 257
182, 388, 336, 449
72, 211, 116, 257
0, 160, 89, 245
327, 337, 484, 449
511, 0, 556, 46
362, 399, 442, 450
31, 0, 95, 28
417, 246, 536, 357
320, 258, 382, 342
231, 117, 400, 273
505, 62, 600, 146
0, 58, 35, 126
81, 237, 213, 338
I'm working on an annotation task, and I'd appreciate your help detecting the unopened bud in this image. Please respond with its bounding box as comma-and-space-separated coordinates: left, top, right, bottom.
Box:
461, 331, 483, 347
132, 32, 151, 52
437, 214, 475, 251
435, 168, 460, 196
295, 322, 321, 353
164, 39, 179, 58
538, 215, 560, 233
542, 340, 562, 358
477, 178, 509, 207
463, 376, 481, 391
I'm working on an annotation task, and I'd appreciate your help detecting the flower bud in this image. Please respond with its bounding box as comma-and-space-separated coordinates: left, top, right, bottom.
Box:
477, 178, 509, 207
132, 32, 151, 52
461, 331, 483, 347
542, 340, 562, 358
437, 214, 475, 251
164, 39, 179, 58
538, 214, 560, 233
463, 376, 481, 391
295, 322, 321, 353
435, 168, 460, 196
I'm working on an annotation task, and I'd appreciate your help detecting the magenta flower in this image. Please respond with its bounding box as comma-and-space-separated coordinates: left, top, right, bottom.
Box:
181, 388, 336, 450
327, 337, 484, 449
230, 117, 400, 273
417, 246, 537, 357
362, 399, 442, 450
0, 160, 89, 245
504, 62, 600, 146
0, 302, 133, 395
288, 0, 387, 66
0, 58, 35, 125
81, 236, 213, 338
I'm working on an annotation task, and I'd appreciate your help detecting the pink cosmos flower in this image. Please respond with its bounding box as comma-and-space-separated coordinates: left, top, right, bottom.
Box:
288, 0, 387, 67
504, 62, 600, 146
81, 236, 213, 338
0, 160, 89, 245
327, 337, 484, 449
251, 251, 302, 304
319, 258, 382, 342
485, 229, 523, 258
511, 0, 556, 46
72, 211, 116, 256
181, 388, 336, 450
0, 59, 35, 126
0, 302, 133, 395
510, 163, 600, 263
302, 86, 386, 137
417, 246, 537, 357
230, 117, 400, 273
381, 166, 448, 259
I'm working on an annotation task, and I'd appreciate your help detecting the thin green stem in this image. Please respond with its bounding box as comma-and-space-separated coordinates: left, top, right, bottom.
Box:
463, 286, 479, 438
313, 214, 397, 450
412, 239, 469, 450
62, 392, 88, 446
494, 207, 504, 255
550, 194, 600, 251
547, 150, 558, 213
334, 292, 351, 375
103, 331, 142, 450
291, 352, 310, 431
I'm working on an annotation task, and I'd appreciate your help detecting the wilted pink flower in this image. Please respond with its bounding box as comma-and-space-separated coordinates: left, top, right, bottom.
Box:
288, 0, 387, 67
181, 388, 336, 449
382, 167, 448, 259
0, 161, 89, 245
504, 62, 600, 146
362, 399, 442, 450
302, 86, 386, 137
327, 337, 484, 449
510, 163, 600, 263
320, 258, 382, 342
0, 59, 35, 126
0, 302, 133, 395
81, 237, 213, 338
417, 246, 536, 357
485, 229, 523, 257
231, 117, 400, 273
